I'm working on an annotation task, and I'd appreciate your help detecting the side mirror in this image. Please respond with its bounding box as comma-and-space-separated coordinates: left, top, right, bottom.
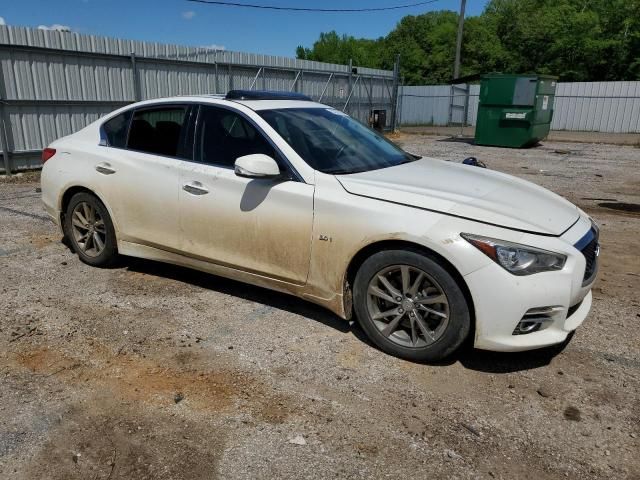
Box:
234, 154, 281, 179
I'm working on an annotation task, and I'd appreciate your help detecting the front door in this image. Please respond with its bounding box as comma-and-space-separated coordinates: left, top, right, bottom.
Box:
179, 105, 314, 284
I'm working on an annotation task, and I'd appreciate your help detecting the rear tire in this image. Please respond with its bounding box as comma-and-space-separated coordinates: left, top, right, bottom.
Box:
353, 250, 470, 362
63, 192, 118, 267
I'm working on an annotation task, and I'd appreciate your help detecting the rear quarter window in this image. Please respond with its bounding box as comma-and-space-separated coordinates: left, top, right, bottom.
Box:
102, 110, 132, 148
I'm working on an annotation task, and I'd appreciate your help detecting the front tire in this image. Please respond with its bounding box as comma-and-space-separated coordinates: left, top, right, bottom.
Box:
63, 192, 118, 267
353, 250, 470, 362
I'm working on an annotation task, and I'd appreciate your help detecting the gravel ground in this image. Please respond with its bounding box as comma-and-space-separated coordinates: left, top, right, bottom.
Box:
1, 135, 638, 479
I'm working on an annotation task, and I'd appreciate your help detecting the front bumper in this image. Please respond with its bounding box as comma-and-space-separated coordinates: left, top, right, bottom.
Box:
473, 289, 591, 352
465, 215, 596, 352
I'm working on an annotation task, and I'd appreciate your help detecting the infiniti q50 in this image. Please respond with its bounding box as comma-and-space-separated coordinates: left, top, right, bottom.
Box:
40, 90, 599, 361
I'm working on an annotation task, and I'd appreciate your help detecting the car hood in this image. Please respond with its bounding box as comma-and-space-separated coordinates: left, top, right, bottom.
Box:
336, 158, 579, 236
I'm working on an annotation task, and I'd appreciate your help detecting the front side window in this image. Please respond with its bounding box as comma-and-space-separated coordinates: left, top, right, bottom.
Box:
102, 110, 132, 148
127, 106, 189, 158
196, 106, 277, 168
258, 108, 415, 174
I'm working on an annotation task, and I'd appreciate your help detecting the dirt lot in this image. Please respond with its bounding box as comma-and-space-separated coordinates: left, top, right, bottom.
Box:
1, 135, 639, 479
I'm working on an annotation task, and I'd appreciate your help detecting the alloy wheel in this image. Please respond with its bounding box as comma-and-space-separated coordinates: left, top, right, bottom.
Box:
366, 265, 450, 348
70, 201, 107, 257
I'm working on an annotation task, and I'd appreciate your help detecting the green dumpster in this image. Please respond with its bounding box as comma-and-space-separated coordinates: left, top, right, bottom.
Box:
474, 74, 557, 148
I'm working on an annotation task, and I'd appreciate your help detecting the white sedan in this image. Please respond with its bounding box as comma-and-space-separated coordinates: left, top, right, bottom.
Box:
40, 91, 599, 362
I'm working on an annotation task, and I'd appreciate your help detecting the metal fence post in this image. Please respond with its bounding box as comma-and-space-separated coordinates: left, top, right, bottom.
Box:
0, 108, 12, 176
347, 58, 353, 113
214, 49, 219, 94
342, 75, 361, 112
318, 72, 333, 102
289, 70, 301, 92
130, 53, 141, 101
447, 85, 454, 125
390, 54, 401, 132
332, 74, 336, 108
249, 67, 263, 91
357, 80, 361, 122
0, 63, 14, 175
370, 76, 374, 113
463, 83, 470, 126
397, 76, 405, 128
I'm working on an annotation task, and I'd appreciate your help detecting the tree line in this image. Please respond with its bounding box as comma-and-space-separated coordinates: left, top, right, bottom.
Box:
296, 0, 640, 85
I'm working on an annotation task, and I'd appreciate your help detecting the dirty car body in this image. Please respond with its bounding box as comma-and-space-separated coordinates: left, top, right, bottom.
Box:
40, 91, 599, 361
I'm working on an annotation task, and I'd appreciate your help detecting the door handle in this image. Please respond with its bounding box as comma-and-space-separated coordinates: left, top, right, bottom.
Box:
95, 162, 116, 175
182, 181, 209, 195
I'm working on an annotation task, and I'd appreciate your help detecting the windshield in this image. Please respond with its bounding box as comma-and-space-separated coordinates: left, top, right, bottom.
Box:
258, 108, 416, 174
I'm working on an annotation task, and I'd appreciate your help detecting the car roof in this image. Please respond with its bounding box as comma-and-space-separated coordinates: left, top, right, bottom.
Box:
225, 90, 312, 101
232, 99, 327, 110
129, 94, 329, 112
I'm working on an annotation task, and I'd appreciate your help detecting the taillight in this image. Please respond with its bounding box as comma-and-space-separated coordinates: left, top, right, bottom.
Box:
42, 148, 56, 163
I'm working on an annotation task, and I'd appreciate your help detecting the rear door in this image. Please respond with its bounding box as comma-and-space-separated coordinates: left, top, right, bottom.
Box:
95, 104, 194, 251
178, 104, 314, 284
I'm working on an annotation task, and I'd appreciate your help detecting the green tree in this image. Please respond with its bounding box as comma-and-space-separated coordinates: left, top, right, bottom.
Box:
295, 31, 385, 68
296, 0, 640, 84
383, 11, 458, 83
460, 14, 508, 79
485, 0, 639, 81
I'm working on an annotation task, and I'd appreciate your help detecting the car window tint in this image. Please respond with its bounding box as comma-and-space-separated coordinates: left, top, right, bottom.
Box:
127, 106, 189, 158
221, 114, 254, 139
197, 106, 276, 168
102, 110, 132, 148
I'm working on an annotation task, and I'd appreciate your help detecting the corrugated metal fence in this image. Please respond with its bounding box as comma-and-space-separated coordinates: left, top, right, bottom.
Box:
400, 82, 640, 134
0, 25, 398, 173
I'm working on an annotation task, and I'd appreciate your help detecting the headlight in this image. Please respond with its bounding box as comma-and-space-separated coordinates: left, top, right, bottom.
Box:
461, 233, 567, 276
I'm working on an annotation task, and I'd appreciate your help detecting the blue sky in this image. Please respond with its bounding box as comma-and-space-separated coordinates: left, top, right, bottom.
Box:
0, 0, 489, 57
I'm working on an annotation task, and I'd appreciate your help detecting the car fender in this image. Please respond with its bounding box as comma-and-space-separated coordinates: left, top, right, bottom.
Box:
57, 180, 122, 236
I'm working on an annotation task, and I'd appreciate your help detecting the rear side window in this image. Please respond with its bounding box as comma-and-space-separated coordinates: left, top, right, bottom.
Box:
127, 106, 190, 158
102, 110, 132, 148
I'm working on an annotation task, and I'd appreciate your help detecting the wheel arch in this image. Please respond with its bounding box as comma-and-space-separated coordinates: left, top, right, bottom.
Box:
343, 240, 476, 340
59, 185, 119, 235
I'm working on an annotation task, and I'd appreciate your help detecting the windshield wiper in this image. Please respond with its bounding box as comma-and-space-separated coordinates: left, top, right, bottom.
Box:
324, 168, 359, 175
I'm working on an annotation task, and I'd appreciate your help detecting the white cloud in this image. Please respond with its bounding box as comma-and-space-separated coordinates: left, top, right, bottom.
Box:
38, 24, 72, 32
182, 10, 196, 20
0, 17, 6, 26
202, 44, 226, 51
